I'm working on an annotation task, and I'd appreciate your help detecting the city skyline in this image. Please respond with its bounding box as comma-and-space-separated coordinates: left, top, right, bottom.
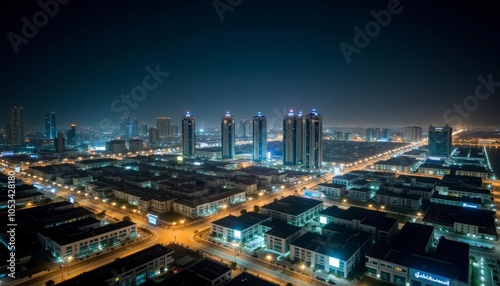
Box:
1, 1, 500, 128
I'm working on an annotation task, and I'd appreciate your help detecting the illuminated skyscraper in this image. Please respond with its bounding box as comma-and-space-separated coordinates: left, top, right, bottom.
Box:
182, 111, 196, 156
156, 117, 171, 140
9, 106, 24, 146
252, 112, 267, 161
221, 111, 235, 159
282, 110, 305, 166
45, 112, 56, 139
67, 124, 76, 145
305, 109, 322, 169
428, 125, 452, 158
283, 110, 296, 165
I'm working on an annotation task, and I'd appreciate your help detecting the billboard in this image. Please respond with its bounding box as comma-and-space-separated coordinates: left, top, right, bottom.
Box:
147, 214, 158, 225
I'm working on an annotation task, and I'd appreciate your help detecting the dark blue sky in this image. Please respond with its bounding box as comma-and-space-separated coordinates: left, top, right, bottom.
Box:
1, 0, 500, 129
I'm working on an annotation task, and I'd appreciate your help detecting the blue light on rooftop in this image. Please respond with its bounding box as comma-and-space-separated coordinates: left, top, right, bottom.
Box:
225, 111, 231, 117
287, 109, 294, 116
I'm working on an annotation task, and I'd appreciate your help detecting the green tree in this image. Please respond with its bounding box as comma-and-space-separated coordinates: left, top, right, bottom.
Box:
46, 280, 55, 286
230, 261, 237, 270
122, 216, 132, 221
96, 210, 106, 218
253, 205, 260, 212
240, 209, 247, 215
286, 283, 293, 286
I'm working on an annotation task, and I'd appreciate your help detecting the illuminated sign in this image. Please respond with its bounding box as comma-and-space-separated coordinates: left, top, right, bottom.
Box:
14, 166, 21, 172
1, 151, 14, 156
411, 269, 450, 286
304, 190, 323, 199
234, 230, 241, 239
462, 203, 478, 209
320, 216, 327, 224
69, 196, 75, 204
147, 214, 158, 225
329, 257, 339, 268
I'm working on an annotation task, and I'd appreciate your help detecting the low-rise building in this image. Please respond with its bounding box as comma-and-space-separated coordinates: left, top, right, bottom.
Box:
317, 183, 347, 197
173, 189, 246, 218
318, 206, 345, 226
373, 157, 420, 173
423, 203, 497, 242
290, 232, 360, 278
366, 223, 470, 286
348, 187, 372, 202
261, 220, 305, 254
260, 196, 323, 226
430, 192, 482, 209
375, 189, 422, 210
211, 212, 271, 242
38, 220, 137, 260
75, 158, 121, 170
331, 206, 398, 243
58, 244, 174, 286
332, 174, 359, 190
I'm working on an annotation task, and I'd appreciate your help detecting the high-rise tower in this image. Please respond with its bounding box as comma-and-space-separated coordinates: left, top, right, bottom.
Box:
45, 112, 56, 139
252, 112, 267, 161
221, 112, 235, 159
305, 109, 323, 169
182, 111, 196, 156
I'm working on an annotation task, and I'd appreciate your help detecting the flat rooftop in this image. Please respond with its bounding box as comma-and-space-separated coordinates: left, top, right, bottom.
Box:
291, 232, 359, 261
261, 196, 323, 216
212, 212, 270, 230
59, 244, 173, 285
319, 206, 345, 217
225, 272, 279, 286
188, 259, 231, 281
261, 220, 303, 239
423, 203, 497, 236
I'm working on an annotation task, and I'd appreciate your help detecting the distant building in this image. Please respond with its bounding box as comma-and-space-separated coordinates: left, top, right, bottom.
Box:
221, 112, 235, 159
404, 126, 422, 142
252, 112, 267, 161
365, 128, 379, 141
54, 132, 65, 152
127, 139, 143, 152
334, 131, 344, 140
428, 124, 452, 158
344, 132, 351, 141
106, 139, 127, 154
67, 123, 76, 145
9, 106, 24, 145
121, 118, 133, 139
156, 116, 171, 140
282, 110, 301, 165
182, 111, 196, 156
140, 123, 148, 136
380, 128, 390, 141
239, 119, 252, 137
45, 112, 56, 139
148, 127, 159, 144
170, 125, 179, 136
132, 117, 139, 136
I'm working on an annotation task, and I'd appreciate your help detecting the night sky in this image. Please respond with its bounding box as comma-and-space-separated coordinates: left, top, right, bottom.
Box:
1, 0, 500, 129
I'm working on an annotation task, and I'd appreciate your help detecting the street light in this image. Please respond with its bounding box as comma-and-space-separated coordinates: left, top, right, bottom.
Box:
266, 254, 272, 265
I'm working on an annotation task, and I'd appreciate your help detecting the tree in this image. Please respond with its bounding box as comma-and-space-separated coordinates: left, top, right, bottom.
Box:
273, 198, 278, 202
97, 210, 106, 218
286, 283, 293, 286
230, 261, 237, 270
122, 216, 132, 221
46, 280, 55, 286
253, 205, 260, 212
240, 209, 247, 215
